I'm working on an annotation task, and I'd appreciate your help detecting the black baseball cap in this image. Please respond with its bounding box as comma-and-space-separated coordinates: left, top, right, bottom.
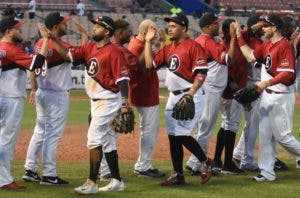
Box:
0, 17, 26, 33
199, 13, 224, 28
44, 12, 71, 29
259, 14, 283, 29
90, 16, 115, 32
164, 13, 189, 28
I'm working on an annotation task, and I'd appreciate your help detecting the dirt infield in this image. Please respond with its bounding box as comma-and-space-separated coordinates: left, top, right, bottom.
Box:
14, 125, 221, 162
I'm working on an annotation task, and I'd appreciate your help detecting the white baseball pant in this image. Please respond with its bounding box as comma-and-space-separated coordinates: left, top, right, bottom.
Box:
258, 91, 300, 181
186, 91, 221, 170
0, 97, 24, 187
165, 88, 205, 136
134, 105, 160, 172
24, 89, 69, 176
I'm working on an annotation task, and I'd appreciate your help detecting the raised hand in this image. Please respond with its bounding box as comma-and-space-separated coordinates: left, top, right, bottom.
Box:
145, 25, 157, 42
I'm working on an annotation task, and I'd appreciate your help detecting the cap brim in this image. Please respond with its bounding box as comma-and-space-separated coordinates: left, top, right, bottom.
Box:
214, 18, 224, 23
164, 17, 183, 26
13, 20, 26, 28
259, 21, 271, 26
61, 17, 71, 24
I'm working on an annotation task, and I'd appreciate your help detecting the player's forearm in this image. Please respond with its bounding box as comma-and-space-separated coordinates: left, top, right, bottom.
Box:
268, 72, 294, 86
52, 36, 71, 62
30, 71, 38, 91
39, 37, 48, 57
237, 35, 256, 63
188, 74, 206, 96
227, 37, 237, 66
81, 33, 89, 45
144, 41, 154, 69
117, 79, 129, 106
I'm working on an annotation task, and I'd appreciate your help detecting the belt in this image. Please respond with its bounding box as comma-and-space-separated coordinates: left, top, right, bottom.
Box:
92, 98, 100, 102
265, 89, 287, 94
172, 88, 190, 96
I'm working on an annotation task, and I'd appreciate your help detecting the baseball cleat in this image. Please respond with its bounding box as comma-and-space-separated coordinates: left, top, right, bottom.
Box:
240, 163, 259, 172
160, 173, 185, 186
185, 165, 201, 176
253, 174, 275, 182
74, 179, 98, 195
99, 173, 112, 182
221, 163, 245, 175
22, 170, 41, 182
200, 159, 213, 184
0, 182, 26, 190
134, 168, 165, 178
274, 158, 288, 171
40, 176, 69, 185
98, 178, 124, 192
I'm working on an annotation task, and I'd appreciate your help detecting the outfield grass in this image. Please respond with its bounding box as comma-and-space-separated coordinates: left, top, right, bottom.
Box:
3, 159, 300, 198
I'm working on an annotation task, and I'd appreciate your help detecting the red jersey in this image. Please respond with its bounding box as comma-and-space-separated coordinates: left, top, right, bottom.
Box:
0, 41, 36, 97
69, 42, 130, 99
128, 36, 159, 106
221, 39, 248, 99
254, 38, 295, 92
195, 34, 228, 94
153, 39, 208, 91
112, 40, 139, 71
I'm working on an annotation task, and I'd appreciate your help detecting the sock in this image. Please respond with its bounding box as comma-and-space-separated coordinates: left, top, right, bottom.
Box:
105, 150, 121, 181
214, 127, 226, 163
168, 135, 183, 174
223, 130, 237, 168
89, 146, 102, 182
180, 135, 207, 162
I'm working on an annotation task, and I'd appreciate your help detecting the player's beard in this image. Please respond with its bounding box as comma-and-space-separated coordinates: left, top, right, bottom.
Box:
92, 34, 104, 42
264, 31, 274, 39
12, 35, 23, 43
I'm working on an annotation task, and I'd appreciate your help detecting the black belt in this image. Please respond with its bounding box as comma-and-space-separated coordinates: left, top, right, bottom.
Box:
172, 88, 190, 96
265, 89, 287, 94
92, 98, 100, 102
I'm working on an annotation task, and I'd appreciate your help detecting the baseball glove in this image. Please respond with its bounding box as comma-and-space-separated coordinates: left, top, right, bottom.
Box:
172, 94, 195, 120
111, 107, 135, 134
233, 84, 261, 104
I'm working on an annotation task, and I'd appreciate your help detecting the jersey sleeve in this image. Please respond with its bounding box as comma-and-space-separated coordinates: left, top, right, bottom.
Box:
69, 44, 87, 63
153, 46, 167, 69
122, 47, 139, 70
253, 42, 265, 60
191, 44, 208, 74
277, 45, 295, 73
206, 39, 227, 65
111, 49, 130, 84
12, 45, 35, 70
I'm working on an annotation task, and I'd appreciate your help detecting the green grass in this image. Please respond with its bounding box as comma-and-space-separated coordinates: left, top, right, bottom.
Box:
4, 159, 300, 198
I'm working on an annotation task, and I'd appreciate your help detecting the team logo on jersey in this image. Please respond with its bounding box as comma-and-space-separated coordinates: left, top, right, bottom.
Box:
265, 54, 272, 69
280, 59, 289, 67
35, 48, 53, 57
87, 58, 99, 77
0, 50, 6, 58
168, 55, 180, 71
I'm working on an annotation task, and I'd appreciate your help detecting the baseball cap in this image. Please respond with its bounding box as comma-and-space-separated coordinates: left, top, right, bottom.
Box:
164, 13, 189, 28
0, 17, 26, 33
90, 16, 115, 32
259, 14, 283, 29
44, 12, 71, 29
199, 13, 224, 28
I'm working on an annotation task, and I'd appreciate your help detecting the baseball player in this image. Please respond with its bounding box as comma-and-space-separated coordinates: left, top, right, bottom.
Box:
144, 13, 212, 186
0, 17, 48, 190
128, 19, 165, 178
235, 14, 300, 181
96, 18, 141, 181
22, 12, 88, 185
185, 13, 236, 174
50, 16, 130, 194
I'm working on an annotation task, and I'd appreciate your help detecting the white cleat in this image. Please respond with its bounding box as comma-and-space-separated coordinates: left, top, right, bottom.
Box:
253, 174, 275, 182
98, 178, 124, 192
74, 179, 98, 195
